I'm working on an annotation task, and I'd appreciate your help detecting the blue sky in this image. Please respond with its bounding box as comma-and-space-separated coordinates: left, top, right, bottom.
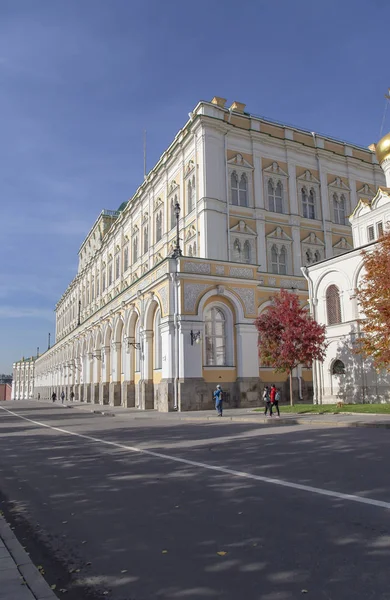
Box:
0, 0, 389, 373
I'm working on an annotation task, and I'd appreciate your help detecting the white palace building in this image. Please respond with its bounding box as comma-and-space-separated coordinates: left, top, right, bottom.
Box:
32, 97, 384, 411
304, 131, 390, 404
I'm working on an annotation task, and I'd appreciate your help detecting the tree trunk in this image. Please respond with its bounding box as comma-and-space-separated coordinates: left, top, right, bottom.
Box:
289, 371, 294, 406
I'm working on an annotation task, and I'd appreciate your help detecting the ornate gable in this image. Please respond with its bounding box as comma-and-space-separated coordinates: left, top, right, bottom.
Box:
333, 237, 352, 251
297, 170, 320, 185
267, 226, 292, 241
263, 161, 288, 177
329, 177, 350, 191
301, 232, 325, 246
154, 197, 163, 211
227, 153, 253, 169
185, 159, 195, 176
230, 220, 256, 236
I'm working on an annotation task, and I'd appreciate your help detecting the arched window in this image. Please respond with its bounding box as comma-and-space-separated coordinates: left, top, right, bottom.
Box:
96, 275, 100, 297
188, 244, 193, 257
231, 172, 239, 205
115, 255, 120, 279
271, 245, 287, 274
133, 236, 138, 263
233, 239, 241, 262
108, 263, 113, 286
302, 187, 316, 219
193, 241, 197, 256
102, 270, 106, 292
305, 249, 313, 265
332, 359, 345, 375
156, 211, 162, 242
205, 307, 226, 366
326, 284, 342, 325
243, 240, 251, 264
314, 250, 321, 262
333, 193, 346, 225
170, 196, 177, 230
135, 320, 141, 372
143, 225, 149, 255
239, 173, 248, 207
188, 176, 195, 213
154, 309, 162, 369
268, 179, 283, 213
123, 246, 129, 271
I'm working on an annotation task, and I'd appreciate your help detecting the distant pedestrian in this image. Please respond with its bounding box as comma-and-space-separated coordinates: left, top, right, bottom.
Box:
61, 390, 65, 404
272, 388, 281, 417
70, 391, 75, 401
37, 393, 40, 401
263, 386, 272, 416
51, 392, 56, 403
213, 384, 223, 417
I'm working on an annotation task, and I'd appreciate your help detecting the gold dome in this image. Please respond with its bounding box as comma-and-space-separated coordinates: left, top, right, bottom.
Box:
375, 132, 390, 164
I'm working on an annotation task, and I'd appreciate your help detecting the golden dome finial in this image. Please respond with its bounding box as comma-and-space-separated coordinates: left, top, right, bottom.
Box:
375, 132, 390, 164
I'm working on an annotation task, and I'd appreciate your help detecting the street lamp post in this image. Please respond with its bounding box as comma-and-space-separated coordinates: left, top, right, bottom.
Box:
171, 200, 182, 259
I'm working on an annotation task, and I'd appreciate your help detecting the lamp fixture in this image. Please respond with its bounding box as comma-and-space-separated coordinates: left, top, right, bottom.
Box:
190, 330, 201, 345
125, 336, 141, 350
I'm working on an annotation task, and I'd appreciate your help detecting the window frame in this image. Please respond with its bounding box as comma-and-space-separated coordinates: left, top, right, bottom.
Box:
203, 303, 234, 367
326, 284, 342, 325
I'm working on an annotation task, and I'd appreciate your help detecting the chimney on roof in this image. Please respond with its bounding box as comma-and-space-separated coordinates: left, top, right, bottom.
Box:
229, 101, 246, 114
211, 97, 227, 108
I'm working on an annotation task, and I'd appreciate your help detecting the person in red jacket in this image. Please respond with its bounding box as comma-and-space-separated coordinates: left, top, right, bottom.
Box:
270, 385, 277, 416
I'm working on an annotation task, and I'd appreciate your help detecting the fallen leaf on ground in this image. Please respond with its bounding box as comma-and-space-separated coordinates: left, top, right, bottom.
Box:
50, 584, 57, 590
301, 591, 308, 594
162, 550, 168, 554
121, 570, 127, 573
217, 551, 227, 556
62, 521, 68, 524
81, 540, 87, 544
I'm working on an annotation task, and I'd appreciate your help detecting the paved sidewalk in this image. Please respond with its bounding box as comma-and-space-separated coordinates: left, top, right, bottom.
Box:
0, 514, 57, 600
31, 399, 390, 429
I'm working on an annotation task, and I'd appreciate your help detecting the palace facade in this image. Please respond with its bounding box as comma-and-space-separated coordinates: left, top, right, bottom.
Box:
34, 97, 384, 410
305, 131, 390, 403
12, 357, 35, 400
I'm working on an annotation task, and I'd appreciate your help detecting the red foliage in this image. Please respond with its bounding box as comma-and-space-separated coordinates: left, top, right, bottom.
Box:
356, 230, 390, 370
254, 289, 327, 374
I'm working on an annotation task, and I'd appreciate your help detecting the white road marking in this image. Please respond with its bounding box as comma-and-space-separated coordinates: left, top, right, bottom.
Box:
1, 405, 390, 511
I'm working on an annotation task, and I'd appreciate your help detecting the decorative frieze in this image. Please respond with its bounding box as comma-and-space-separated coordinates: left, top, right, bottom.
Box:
280, 279, 306, 290
184, 283, 210, 312
183, 261, 211, 274
157, 286, 168, 316
215, 265, 225, 275
232, 287, 255, 315
229, 266, 253, 278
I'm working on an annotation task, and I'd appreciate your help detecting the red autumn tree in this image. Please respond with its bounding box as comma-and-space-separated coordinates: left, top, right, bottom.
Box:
356, 229, 390, 370
254, 289, 327, 405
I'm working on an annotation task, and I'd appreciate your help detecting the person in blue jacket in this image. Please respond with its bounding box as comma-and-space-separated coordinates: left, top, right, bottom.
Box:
213, 384, 223, 417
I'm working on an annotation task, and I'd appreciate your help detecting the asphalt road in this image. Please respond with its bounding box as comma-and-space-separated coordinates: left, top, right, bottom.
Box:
0, 401, 390, 600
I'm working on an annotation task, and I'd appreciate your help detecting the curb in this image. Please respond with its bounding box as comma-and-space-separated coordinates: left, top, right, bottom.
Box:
27, 401, 390, 430
0, 514, 58, 600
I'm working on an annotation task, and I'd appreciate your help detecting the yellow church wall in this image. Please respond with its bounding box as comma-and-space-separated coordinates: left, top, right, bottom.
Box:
153, 370, 163, 384
294, 133, 315, 148
134, 373, 141, 384
261, 123, 285, 139
259, 371, 289, 384
301, 370, 313, 382
202, 368, 237, 383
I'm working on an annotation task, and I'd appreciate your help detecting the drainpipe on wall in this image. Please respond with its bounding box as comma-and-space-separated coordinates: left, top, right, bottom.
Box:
225, 108, 233, 261
311, 132, 328, 259
170, 269, 179, 411
301, 265, 321, 405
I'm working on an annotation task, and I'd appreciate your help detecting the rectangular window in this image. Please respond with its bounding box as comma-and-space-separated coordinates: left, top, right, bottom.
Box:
377, 222, 384, 238
367, 225, 375, 242
115, 255, 120, 279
